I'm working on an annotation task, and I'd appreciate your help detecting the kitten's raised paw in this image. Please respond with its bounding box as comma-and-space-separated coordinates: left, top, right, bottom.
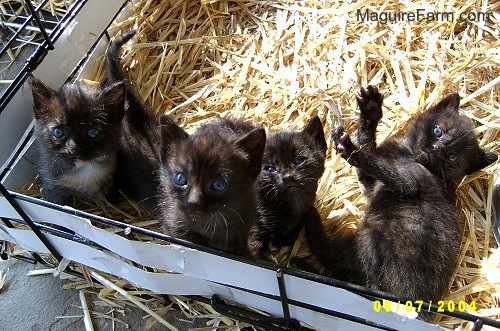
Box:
357, 85, 383, 123
331, 126, 343, 151
331, 126, 357, 160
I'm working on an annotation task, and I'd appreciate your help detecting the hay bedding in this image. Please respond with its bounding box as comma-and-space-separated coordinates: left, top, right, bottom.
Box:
12, 0, 500, 329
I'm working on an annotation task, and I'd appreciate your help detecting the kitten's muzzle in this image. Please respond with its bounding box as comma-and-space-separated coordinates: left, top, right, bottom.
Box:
280, 175, 302, 193
422, 144, 437, 159
282, 183, 303, 194
72, 158, 86, 168
416, 147, 432, 166
423, 142, 436, 153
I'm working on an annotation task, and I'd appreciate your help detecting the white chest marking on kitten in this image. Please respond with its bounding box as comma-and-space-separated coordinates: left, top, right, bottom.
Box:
59, 155, 115, 194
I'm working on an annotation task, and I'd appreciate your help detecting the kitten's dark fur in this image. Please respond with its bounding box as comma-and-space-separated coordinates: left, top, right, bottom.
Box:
159, 116, 266, 256
304, 208, 362, 283
31, 77, 125, 204
249, 116, 327, 262
321, 86, 497, 302
105, 31, 164, 214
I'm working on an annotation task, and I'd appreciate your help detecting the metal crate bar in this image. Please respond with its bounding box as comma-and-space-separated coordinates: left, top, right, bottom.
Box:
0, 0, 88, 114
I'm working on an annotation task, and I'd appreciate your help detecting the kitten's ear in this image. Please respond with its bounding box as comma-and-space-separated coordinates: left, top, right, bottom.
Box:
236, 127, 266, 176
30, 76, 58, 120
430, 93, 460, 114
467, 151, 498, 174
303, 115, 327, 153
102, 81, 126, 121
160, 115, 188, 161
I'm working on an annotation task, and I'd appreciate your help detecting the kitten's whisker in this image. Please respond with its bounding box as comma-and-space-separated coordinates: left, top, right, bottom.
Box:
210, 212, 218, 241
452, 131, 468, 144
263, 188, 278, 200
271, 189, 281, 201
258, 183, 275, 193
259, 184, 276, 199
219, 212, 229, 244
302, 176, 320, 183
224, 206, 245, 225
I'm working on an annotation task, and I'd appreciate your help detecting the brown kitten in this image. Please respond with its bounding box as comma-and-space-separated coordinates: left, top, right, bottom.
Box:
326, 86, 497, 302
105, 31, 164, 215
31, 77, 125, 204
159, 116, 266, 256
249, 116, 327, 262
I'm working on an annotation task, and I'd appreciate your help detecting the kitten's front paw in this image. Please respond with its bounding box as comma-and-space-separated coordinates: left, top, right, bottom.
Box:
357, 85, 383, 123
41, 187, 69, 205
331, 126, 357, 160
251, 246, 279, 264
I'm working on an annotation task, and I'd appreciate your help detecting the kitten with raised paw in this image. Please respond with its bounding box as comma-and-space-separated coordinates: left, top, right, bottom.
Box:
249, 116, 327, 263
303, 89, 383, 282
328, 86, 498, 303
31, 77, 125, 205
159, 116, 266, 256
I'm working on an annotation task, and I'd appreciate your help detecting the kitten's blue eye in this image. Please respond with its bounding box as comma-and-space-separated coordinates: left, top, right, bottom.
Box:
264, 165, 277, 173
87, 128, 99, 139
173, 173, 187, 186
448, 153, 458, 162
51, 127, 64, 139
293, 157, 307, 165
433, 126, 443, 137
211, 179, 227, 192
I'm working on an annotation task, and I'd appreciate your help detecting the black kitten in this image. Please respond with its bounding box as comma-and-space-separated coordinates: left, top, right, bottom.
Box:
105, 31, 164, 214
159, 116, 266, 256
328, 86, 497, 302
249, 116, 327, 263
31, 77, 125, 204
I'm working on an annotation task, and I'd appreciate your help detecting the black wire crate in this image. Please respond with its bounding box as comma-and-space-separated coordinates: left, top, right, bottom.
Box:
0, 0, 87, 113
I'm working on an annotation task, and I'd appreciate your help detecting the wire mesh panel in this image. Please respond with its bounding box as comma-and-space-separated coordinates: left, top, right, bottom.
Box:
0, 0, 83, 112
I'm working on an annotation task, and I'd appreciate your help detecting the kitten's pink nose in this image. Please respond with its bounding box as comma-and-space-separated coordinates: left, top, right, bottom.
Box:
66, 139, 76, 149
431, 143, 441, 151
74, 159, 85, 167
186, 187, 202, 207
423, 142, 437, 153
282, 172, 293, 181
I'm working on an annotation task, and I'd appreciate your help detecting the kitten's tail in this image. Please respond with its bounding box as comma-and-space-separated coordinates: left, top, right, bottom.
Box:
104, 30, 136, 84
304, 207, 362, 282
104, 30, 162, 161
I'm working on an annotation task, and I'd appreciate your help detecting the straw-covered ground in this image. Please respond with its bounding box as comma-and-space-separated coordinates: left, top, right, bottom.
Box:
96, 0, 500, 328
17, 0, 500, 329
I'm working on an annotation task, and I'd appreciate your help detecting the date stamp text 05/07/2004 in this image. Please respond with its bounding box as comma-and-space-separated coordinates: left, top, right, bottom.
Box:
373, 300, 477, 313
